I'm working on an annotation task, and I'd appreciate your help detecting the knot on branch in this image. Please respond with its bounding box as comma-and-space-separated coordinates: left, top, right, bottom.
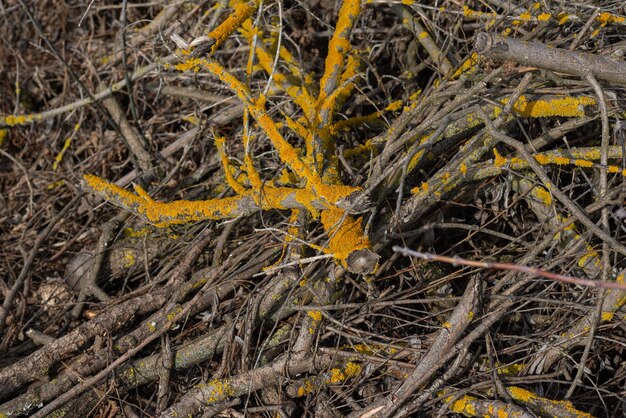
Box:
335, 190, 370, 214
345, 248, 380, 274
474, 32, 508, 54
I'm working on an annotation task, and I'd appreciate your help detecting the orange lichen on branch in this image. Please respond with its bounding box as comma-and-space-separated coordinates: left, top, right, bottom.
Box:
1, 113, 42, 127
197, 379, 236, 404
204, 0, 257, 54
295, 361, 361, 397
83, 174, 359, 227
84, 174, 239, 226
507, 386, 594, 418
307, 310, 323, 322
201, 59, 365, 207
319, 53, 361, 124
448, 395, 479, 416
330, 99, 403, 135
596, 12, 626, 25
495, 95, 596, 118
317, 0, 360, 106
450, 52, 479, 80
85, 0, 378, 273
447, 393, 535, 417
320, 209, 371, 266
215, 136, 247, 195
488, 147, 626, 179
238, 19, 317, 120
531, 185, 552, 206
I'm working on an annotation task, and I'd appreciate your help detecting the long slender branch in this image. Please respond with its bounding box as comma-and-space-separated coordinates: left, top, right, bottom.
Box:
475, 32, 626, 86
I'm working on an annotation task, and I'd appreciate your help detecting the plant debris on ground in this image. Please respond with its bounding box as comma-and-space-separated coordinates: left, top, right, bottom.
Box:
1, 0, 626, 416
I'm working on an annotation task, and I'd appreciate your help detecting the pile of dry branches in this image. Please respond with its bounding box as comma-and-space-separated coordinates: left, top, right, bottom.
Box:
2, 0, 626, 416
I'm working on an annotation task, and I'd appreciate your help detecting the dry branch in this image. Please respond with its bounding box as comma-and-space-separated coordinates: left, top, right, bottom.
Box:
475, 31, 626, 85
3, 0, 626, 416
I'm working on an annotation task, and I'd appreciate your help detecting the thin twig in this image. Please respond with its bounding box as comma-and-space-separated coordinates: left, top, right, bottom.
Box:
393, 246, 626, 290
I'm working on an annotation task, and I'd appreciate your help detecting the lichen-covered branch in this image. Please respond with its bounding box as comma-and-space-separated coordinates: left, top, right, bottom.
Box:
83, 174, 362, 226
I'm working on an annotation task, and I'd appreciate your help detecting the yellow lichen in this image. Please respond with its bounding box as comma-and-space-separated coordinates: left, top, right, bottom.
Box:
601, 312, 614, 322
596, 12, 626, 25
123, 227, 151, 238
203, 379, 236, 403
534, 154, 550, 165
205, 1, 256, 54
533, 187, 552, 206
537, 12, 551, 21
296, 361, 361, 397
493, 148, 507, 167
320, 209, 371, 265
53, 122, 80, 171
2, 113, 40, 126
297, 378, 316, 397
317, 0, 360, 106
307, 310, 323, 322
507, 386, 594, 417
552, 156, 570, 165
344, 361, 362, 378
497, 362, 524, 376
557, 13, 572, 25
122, 249, 136, 268
578, 249, 600, 269
448, 395, 478, 416
83, 0, 376, 273
496, 95, 595, 119
328, 368, 346, 383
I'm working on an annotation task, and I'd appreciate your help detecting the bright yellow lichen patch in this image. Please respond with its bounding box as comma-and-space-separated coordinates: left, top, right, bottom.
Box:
596, 12, 626, 25
205, 1, 256, 54
295, 361, 361, 397
577, 247, 600, 269
202, 379, 236, 403
507, 386, 594, 417
448, 395, 478, 416
342, 342, 399, 356
495, 95, 596, 119
601, 311, 614, 321
532, 186, 552, 206
1, 113, 41, 126
493, 148, 507, 167
297, 378, 316, 397
317, 0, 360, 106
497, 362, 524, 376
53, 122, 80, 171
485, 146, 626, 185
573, 159, 594, 168
307, 310, 323, 322
320, 209, 371, 266
537, 12, 551, 21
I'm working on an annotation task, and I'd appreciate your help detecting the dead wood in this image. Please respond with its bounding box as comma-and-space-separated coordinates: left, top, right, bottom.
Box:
1, 1, 626, 417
